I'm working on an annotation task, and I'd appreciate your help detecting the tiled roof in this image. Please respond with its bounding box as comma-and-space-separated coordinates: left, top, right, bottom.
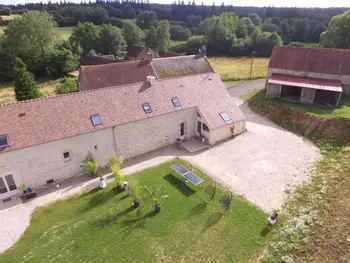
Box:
152, 55, 214, 79
80, 55, 119, 66
79, 60, 156, 91
269, 46, 350, 75
0, 73, 245, 152
269, 74, 343, 92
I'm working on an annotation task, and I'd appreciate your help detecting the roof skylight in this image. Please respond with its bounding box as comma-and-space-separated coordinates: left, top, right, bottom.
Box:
219, 112, 231, 122
171, 96, 181, 107
0, 135, 9, 147
90, 114, 102, 126
142, 103, 152, 113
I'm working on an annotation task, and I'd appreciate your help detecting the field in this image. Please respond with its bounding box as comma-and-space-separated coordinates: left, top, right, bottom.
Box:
0, 159, 271, 263
0, 79, 59, 104
209, 57, 269, 84
244, 88, 350, 120
301, 42, 319, 47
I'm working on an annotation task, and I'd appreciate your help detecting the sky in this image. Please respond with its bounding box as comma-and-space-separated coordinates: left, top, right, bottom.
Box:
1, 0, 350, 7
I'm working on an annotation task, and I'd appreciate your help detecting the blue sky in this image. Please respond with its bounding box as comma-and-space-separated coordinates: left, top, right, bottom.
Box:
1, 0, 349, 7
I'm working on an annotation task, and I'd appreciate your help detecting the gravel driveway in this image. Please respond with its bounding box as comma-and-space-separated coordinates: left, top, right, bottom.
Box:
183, 80, 321, 211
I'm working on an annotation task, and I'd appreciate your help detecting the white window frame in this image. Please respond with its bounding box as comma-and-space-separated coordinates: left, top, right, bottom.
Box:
0, 175, 19, 199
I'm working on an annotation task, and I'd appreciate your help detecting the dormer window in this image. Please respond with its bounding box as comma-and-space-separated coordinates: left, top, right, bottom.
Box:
142, 103, 152, 113
0, 135, 9, 147
171, 96, 181, 107
219, 112, 231, 122
90, 114, 102, 126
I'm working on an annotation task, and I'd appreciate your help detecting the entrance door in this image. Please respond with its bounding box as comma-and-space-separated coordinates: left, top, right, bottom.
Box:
197, 121, 202, 133
0, 175, 18, 198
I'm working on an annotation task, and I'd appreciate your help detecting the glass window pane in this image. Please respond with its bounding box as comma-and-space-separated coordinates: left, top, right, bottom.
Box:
142, 103, 152, 113
220, 112, 231, 122
91, 115, 102, 126
172, 97, 181, 107
0, 135, 9, 147
0, 177, 7, 194
5, 175, 17, 191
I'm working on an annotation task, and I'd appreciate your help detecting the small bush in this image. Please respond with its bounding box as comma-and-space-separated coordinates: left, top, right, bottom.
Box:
288, 41, 304, 47
55, 77, 78, 94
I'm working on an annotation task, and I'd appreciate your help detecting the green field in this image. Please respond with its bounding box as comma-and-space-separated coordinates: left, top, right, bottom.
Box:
209, 57, 269, 84
0, 159, 271, 263
244, 88, 350, 120
301, 42, 319, 48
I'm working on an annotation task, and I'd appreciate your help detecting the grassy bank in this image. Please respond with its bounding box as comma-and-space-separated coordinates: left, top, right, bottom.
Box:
244, 88, 350, 262
0, 159, 271, 263
209, 57, 269, 84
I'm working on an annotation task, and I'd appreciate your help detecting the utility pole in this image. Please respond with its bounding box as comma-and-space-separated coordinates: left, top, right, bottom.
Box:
249, 51, 257, 79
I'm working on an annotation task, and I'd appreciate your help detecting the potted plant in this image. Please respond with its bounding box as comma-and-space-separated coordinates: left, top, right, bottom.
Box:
98, 172, 107, 189
81, 153, 99, 177
144, 186, 168, 213
128, 179, 140, 208
109, 153, 125, 192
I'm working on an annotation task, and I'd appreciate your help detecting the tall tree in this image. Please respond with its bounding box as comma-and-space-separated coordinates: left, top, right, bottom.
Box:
13, 58, 41, 101
248, 13, 262, 26
122, 4, 136, 19
320, 11, 350, 49
145, 20, 171, 53
69, 22, 100, 54
136, 10, 157, 29
122, 21, 145, 47
98, 24, 126, 57
1, 11, 58, 75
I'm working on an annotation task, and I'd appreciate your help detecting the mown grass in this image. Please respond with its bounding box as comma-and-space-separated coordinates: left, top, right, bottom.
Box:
301, 42, 318, 48
209, 57, 269, 83
0, 78, 60, 104
0, 159, 271, 263
244, 88, 350, 120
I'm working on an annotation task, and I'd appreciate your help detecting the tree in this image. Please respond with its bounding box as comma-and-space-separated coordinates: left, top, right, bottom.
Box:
248, 13, 262, 26
136, 10, 157, 29
0, 51, 16, 81
145, 20, 171, 53
122, 4, 136, 19
1, 11, 58, 75
122, 21, 145, 47
170, 25, 191, 41
104, 5, 122, 18
292, 18, 310, 42
13, 58, 41, 101
55, 77, 78, 94
235, 19, 248, 39
45, 46, 79, 77
108, 17, 124, 28
69, 22, 100, 54
187, 14, 202, 27
253, 31, 283, 56
320, 11, 350, 49
243, 17, 255, 35
98, 24, 126, 57
261, 23, 279, 33
88, 6, 109, 25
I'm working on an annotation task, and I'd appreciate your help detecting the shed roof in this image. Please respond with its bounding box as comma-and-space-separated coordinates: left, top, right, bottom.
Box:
0, 73, 245, 152
269, 74, 343, 92
269, 46, 350, 75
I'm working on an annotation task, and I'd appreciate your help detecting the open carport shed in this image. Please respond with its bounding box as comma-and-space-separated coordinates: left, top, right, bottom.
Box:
267, 74, 343, 107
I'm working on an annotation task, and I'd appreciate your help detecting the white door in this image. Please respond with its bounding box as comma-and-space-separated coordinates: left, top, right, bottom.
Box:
0, 175, 19, 199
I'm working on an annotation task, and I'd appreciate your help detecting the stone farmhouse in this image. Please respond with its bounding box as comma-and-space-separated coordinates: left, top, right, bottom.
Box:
266, 46, 350, 107
0, 55, 246, 200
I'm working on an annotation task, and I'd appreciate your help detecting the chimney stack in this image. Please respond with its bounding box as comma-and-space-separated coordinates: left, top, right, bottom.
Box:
147, 75, 156, 86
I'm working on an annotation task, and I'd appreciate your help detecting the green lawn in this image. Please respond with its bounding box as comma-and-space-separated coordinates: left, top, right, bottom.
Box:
0, 159, 271, 263
301, 42, 319, 48
245, 88, 350, 119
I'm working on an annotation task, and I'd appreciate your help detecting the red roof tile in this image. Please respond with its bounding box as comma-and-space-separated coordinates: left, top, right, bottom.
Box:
269, 46, 350, 75
79, 60, 156, 91
0, 73, 245, 152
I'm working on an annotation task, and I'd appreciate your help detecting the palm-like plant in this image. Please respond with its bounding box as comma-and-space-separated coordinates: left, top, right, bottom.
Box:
109, 153, 124, 188
81, 153, 99, 178
143, 186, 168, 212
128, 178, 141, 207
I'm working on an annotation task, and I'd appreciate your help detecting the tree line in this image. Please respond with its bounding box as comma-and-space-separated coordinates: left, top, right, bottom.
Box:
3, 1, 348, 44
